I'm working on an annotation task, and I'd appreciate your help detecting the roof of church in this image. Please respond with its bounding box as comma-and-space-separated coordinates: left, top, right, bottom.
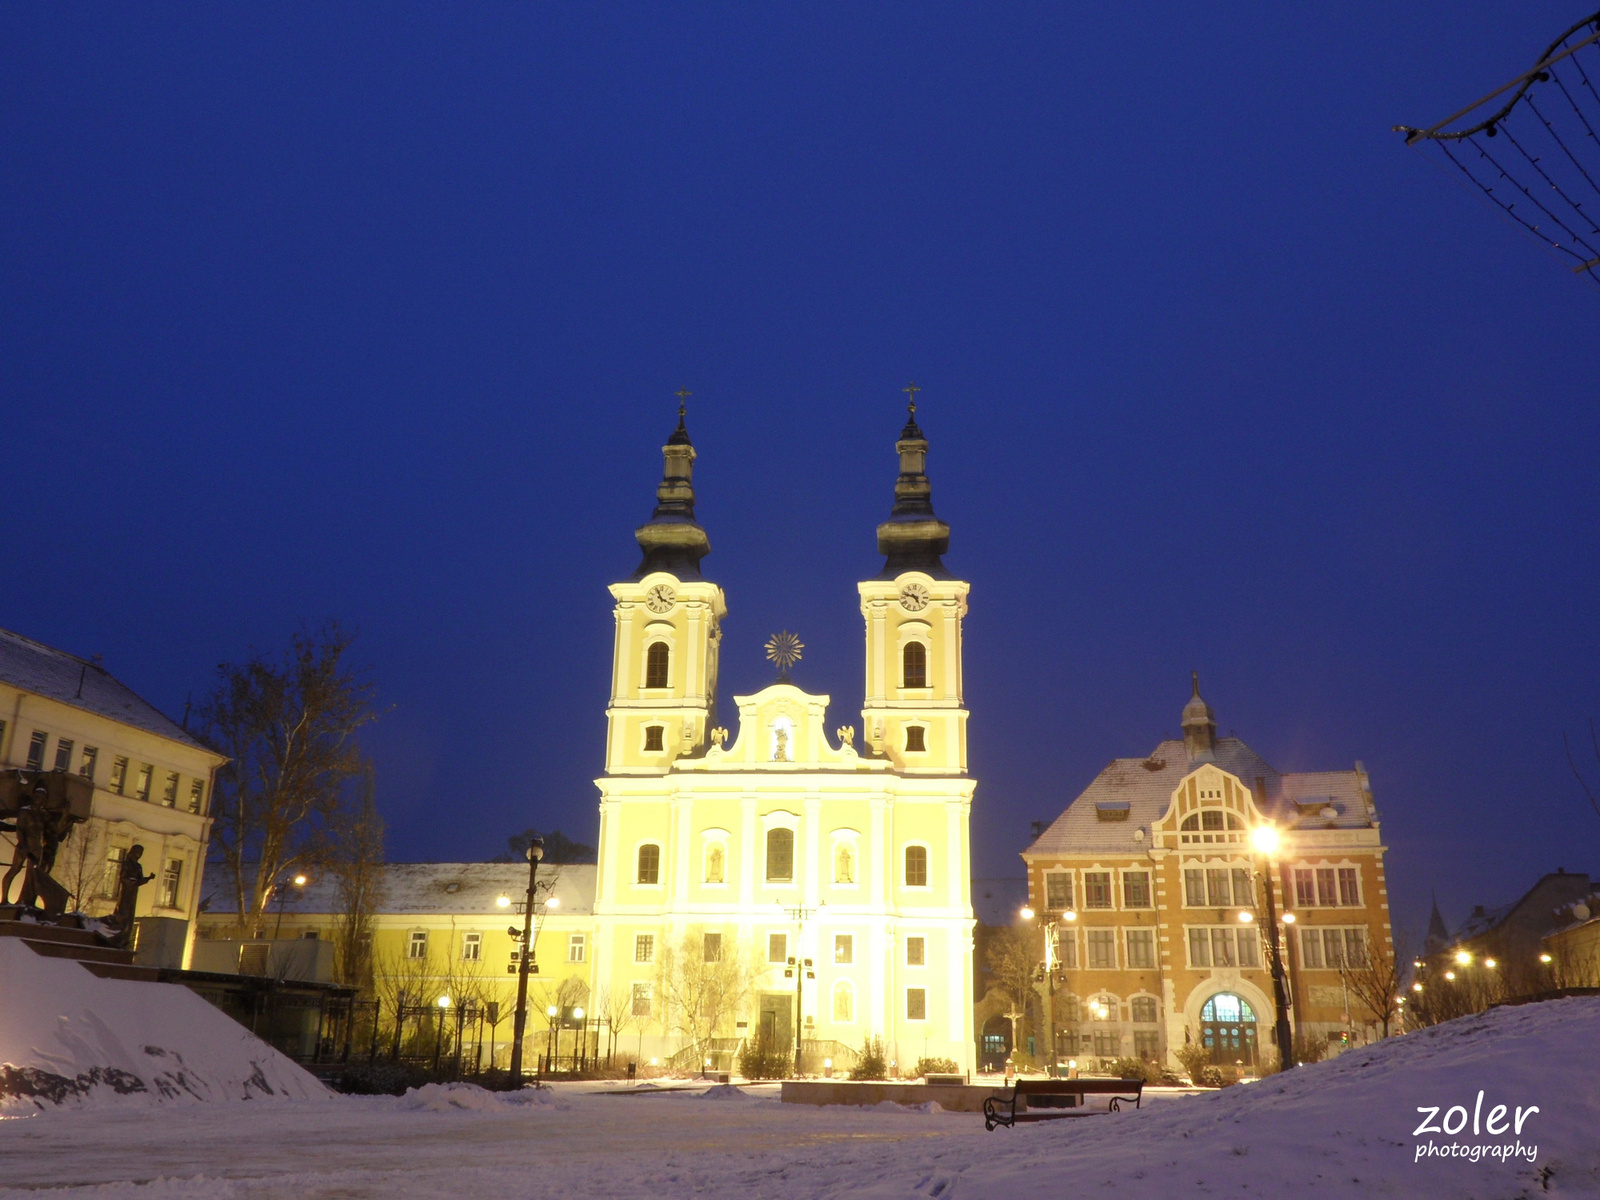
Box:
0, 627, 212, 754
203, 862, 598, 917
1024, 736, 1373, 858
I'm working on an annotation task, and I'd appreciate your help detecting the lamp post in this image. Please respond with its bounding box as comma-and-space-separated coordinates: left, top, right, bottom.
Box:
783, 904, 818, 1075
507, 837, 545, 1085
1250, 825, 1295, 1071
1020, 905, 1076, 1076
272, 873, 308, 939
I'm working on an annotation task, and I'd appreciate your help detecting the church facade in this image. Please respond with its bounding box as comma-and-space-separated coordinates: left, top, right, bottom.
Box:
591, 401, 976, 1072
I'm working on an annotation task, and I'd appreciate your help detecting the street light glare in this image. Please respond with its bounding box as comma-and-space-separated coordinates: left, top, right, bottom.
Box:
572, 1007, 584, 1020
1413, 982, 1423, 992
1062, 910, 1078, 922
1454, 950, 1472, 966
1019, 906, 1035, 921
1281, 912, 1296, 924
496, 895, 511, 908
1249, 825, 1280, 856
546, 896, 561, 909
293, 874, 307, 887
1540, 953, 1554, 963
1237, 910, 1254, 923
437, 995, 450, 1008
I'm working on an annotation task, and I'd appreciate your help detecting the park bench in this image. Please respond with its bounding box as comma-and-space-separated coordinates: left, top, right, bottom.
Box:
983, 1078, 1144, 1130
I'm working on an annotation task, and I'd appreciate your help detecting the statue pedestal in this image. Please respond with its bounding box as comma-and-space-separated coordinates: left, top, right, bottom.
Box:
0, 912, 154, 981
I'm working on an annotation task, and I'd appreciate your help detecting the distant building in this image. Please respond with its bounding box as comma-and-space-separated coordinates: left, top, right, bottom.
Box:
1020, 677, 1395, 1071
1543, 883, 1600, 987
0, 627, 224, 963
1428, 869, 1597, 994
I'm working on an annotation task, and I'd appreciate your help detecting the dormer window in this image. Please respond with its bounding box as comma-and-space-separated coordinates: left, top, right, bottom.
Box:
645, 642, 670, 689
902, 642, 927, 688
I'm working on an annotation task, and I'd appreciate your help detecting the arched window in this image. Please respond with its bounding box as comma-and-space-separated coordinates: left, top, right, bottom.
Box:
904, 844, 929, 887
1179, 809, 1244, 844
765, 827, 794, 883
645, 642, 670, 689
902, 642, 927, 689
834, 843, 855, 884
704, 843, 725, 885
832, 981, 854, 1023
636, 843, 660, 885
1199, 992, 1259, 1067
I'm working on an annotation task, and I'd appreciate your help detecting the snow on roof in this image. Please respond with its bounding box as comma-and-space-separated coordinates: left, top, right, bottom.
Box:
1025, 736, 1370, 857
204, 862, 598, 917
0, 627, 211, 753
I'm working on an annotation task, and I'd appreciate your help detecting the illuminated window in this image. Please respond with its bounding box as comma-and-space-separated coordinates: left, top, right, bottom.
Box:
902, 642, 927, 688
904, 845, 929, 887
645, 642, 670, 689
904, 726, 926, 753
1044, 871, 1073, 911
110, 757, 128, 795
636, 844, 660, 885
80, 746, 98, 780
135, 764, 152, 801
188, 779, 204, 814
100, 846, 125, 899
158, 859, 183, 908
162, 772, 180, 808
766, 828, 794, 883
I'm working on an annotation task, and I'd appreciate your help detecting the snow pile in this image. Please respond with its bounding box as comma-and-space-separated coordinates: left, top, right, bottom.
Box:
392, 1083, 552, 1112
698, 1083, 757, 1101
0, 938, 328, 1111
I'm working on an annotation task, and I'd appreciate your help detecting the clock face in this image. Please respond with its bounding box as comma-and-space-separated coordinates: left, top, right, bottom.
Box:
898, 583, 930, 612
644, 584, 677, 613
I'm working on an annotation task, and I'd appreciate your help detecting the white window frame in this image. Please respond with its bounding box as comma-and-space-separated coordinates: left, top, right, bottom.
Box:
1042, 869, 1074, 913
1124, 926, 1156, 970
462, 932, 482, 962
902, 842, 932, 889
635, 933, 655, 964
1085, 926, 1118, 969
905, 935, 926, 967
567, 933, 586, 963
1120, 868, 1153, 909
408, 930, 429, 960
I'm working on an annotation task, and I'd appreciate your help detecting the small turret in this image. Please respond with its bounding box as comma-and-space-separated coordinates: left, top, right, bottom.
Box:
1182, 672, 1217, 761
633, 393, 711, 579
876, 384, 951, 578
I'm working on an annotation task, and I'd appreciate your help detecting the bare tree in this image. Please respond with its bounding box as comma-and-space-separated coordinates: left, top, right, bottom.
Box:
54, 821, 107, 916
599, 985, 635, 1061
1564, 719, 1600, 826
328, 766, 385, 992
200, 623, 379, 938
1341, 934, 1405, 1039
656, 927, 754, 1069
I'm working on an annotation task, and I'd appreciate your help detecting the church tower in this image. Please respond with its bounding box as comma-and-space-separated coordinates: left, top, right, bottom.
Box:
859, 391, 970, 774
604, 400, 726, 775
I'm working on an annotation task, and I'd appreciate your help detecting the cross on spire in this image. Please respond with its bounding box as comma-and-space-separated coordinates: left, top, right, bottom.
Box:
902, 381, 919, 416
675, 387, 692, 420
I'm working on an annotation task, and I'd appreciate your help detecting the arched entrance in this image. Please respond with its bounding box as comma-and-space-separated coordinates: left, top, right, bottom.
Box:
979, 1014, 1012, 1073
1200, 993, 1258, 1067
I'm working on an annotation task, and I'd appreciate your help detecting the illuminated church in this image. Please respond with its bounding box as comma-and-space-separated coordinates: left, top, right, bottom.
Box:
589, 398, 976, 1071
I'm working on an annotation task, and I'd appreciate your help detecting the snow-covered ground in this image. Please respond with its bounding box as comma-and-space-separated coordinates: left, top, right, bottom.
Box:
2, 994, 1596, 1199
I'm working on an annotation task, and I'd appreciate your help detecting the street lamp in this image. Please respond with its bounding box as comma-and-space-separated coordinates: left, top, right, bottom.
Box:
1454, 950, 1472, 966
272, 872, 308, 939
507, 837, 545, 1085
782, 904, 820, 1075
1249, 824, 1296, 1071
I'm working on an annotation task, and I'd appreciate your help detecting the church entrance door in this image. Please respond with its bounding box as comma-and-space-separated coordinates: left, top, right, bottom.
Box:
1200, 993, 1258, 1067
758, 993, 792, 1051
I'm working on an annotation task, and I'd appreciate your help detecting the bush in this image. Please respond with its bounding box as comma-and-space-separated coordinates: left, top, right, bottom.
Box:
1108, 1057, 1162, 1084
738, 1037, 794, 1080
1196, 1065, 1241, 1088
1293, 1029, 1330, 1064
330, 1061, 436, 1096
1174, 1040, 1211, 1085
914, 1056, 960, 1079
849, 1036, 888, 1080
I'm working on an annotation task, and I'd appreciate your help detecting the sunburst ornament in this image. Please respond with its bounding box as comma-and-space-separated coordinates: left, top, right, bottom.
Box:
765, 631, 804, 680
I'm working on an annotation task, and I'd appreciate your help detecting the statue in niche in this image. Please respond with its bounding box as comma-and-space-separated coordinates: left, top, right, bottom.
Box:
836, 725, 855, 749
111, 845, 156, 949
835, 843, 855, 885
773, 724, 790, 762
705, 843, 725, 884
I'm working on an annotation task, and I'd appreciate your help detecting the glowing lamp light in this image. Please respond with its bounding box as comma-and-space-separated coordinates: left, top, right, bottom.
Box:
496, 895, 511, 908
437, 995, 450, 1008
1281, 912, 1296, 924
572, 1007, 584, 1020
1454, 950, 1472, 966
1484, 958, 1497, 970
824, 1058, 833, 1068
1540, 953, 1554, 964
546, 896, 561, 910
1250, 825, 1280, 856
1412, 983, 1423, 992
650, 1058, 659, 1066
1062, 910, 1079, 922
1444, 971, 1456, 981
1413, 960, 1423, 969
1067, 1059, 1078, 1070
1237, 911, 1254, 923
293, 874, 308, 887
547, 1005, 558, 1017
1019, 906, 1036, 921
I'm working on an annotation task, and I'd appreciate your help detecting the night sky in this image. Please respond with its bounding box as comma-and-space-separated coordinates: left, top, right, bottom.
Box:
4, 3, 1597, 942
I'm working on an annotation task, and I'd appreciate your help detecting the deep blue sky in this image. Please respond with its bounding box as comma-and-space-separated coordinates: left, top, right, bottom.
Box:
4, 3, 1597, 940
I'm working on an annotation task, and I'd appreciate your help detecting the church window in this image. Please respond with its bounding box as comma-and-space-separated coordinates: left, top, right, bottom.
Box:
637, 844, 661, 885
1131, 995, 1159, 1023
1084, 872, 1113, 908
643, 725, 664, 752
835, 934, 853, 964
158, 858, 183, 909
904, 726, 926, 753
833, 982, 854, 1023
904, 845, 929, 888
1338, 867, 1360, 906
1044, 871, 1074, 912
834, 843, 855, 884
645, 641, 670, 689
766, 828, 794, 883
768, 933, 788, 963
1125, 928, 1155, 969
1088, 929, 1117, 968
631, 982, 652, 1018
635, 934, 655, 963
408, 930, 429, 959
568, 934, 586, 963
704, 843, 725, 884
462, 933, 481, 962
703, 932, 722, 963
1122, 871, 1151, 908
906, 988, 927, 1021
906, 936, 926, 966
902, 642, 927, 689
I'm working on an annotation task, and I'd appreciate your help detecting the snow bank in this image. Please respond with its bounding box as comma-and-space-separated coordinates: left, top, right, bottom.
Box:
0, 939, 328, 1111
390, 1082, 553, 1112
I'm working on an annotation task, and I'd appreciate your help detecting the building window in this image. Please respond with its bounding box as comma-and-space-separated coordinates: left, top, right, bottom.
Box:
1092, 1029, 1120, 1057
637, 844, 661, 885
645, 641, 670, 689
704, 842, 725, 884
80, 746, 98, 780
568, 934, 587, 963
906, 936, 926, 966
188, 779, 204, 814
1087, 929, 1117, 969
408, 931, 428, 959
904, 845, 929, 888
158, 859, 183, 909
1056, 929, 1078, 969
768, 932, 787, 963
1178, 808, 1245, 845
635, 933, 655, 963
110, 757, 129, 795
834, 842, 855, 884
1187, 926, 1259, 969
902, 642, 927, 689
162, 772, 180, 808
904, 726, 926, 753
135, 764, 152, 801
1316, 868, 1337, 907
1133, 1030, 1162, 1061
1122, 871, 1151, 908
703, 932, 722, 963
1293, 868, 1315, 908
1044, 871, 1073, 912
1338, 867, 1360, 906
1125, 928, 1155, 969
26, 731, 47, 770
631, 982, 653, 1018
765, 827, 794, 883
833, 982, 854, 1023
100, 846, 125, 899
1130, 995, 1159, 1023
1083, 871, 1113, 909
906, 988, 927, 1021
1205, 869, 1231, 907
1300, 927, 1367, 969
53, 738, 74, 771
643, 725, 664, 752
462, 932, 482, 961
1183, 869, 1205, 906
834, 934, 853, 964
